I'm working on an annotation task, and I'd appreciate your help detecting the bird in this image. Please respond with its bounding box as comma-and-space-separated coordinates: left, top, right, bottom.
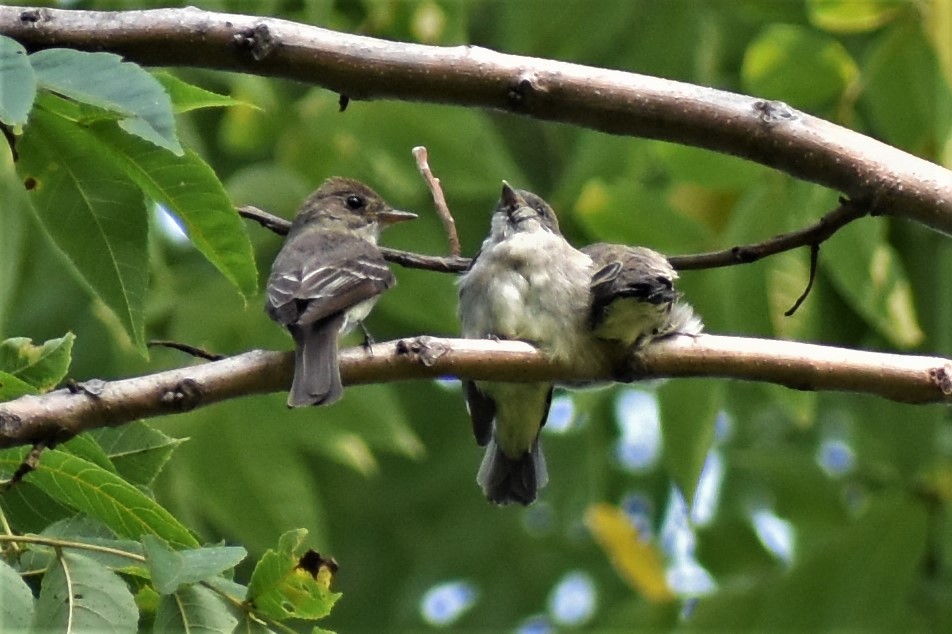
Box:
265, 177, 416, 407
582, 242, 703, 349
457, 183, 593, 505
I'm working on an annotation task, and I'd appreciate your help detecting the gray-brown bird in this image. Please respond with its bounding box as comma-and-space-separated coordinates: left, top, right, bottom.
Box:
582, 243, 703, 349
458, 184, 592, 505
266, 177, 416, 407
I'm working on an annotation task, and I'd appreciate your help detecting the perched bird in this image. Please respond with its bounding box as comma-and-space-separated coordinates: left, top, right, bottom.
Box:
458, 183, 592, 505
266, 177, 416, 407
582, 243, 703, 349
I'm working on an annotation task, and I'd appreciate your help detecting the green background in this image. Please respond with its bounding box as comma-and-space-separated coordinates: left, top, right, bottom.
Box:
2, 0, 952, 630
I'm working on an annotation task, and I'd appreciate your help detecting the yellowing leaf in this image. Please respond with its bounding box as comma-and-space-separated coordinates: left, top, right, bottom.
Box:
585, 503, 675, 602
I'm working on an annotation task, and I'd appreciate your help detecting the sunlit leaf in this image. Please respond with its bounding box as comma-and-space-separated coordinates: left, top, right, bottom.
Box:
247, 529, 341, 621
807, 0, 904, 34
742, 24, 858, 111
585, 503, 674, 602
823, 220, 923, 348
0, 333, 73, 392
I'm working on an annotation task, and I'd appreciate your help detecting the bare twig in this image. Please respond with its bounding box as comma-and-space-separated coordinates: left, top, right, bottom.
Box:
237, 205, 289, 235
2, 7, 949, 233
240, 204, 470, 272
412, 146, 460, 257
2, 335, 952, 449
148, 340, 226, 361
669, 200, 867, 270
785, 243, 820, 317
241, 197, 867, 278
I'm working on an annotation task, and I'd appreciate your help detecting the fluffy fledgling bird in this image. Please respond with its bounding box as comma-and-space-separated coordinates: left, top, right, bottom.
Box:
266, 177, 416, 407
582, 243, 703, 349
458, 183, 592, 505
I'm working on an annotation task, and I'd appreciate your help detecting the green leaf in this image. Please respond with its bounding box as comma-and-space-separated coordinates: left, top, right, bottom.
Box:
862, 23, 952, 153
573, 177, 711, 255
61, 433, 118, 475
30, 47, 182, 154
86, 121, 258, 299
807, 0, 904, 33
0, 333, 74, 392
823, 219, 923, 348
0, 35, 36, 126
658, 380, 722, 504
742, 24, 859, 111
0, 447, 199, 548
19, 516, 145, 576
0, 476, 74, 535
0, 559, 34, 631
90, 422, 184, 486
155, 584, 240, 633
33, 551, 138, 633
143, 534, 247, 595
247, 529, 341, 622
16, 108, 150, 353
0, 370, 36, 400
154, 71, 247, 113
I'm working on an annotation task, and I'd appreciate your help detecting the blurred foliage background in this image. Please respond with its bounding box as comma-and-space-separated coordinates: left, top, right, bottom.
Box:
2, 0, 952, 631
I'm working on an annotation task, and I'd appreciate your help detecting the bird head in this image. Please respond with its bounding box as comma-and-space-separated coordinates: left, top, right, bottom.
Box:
292, 177, 417, 239
495, 182, 561, 234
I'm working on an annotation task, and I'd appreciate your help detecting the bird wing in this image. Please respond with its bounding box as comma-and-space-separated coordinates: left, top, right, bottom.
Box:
267, 231, 395, 327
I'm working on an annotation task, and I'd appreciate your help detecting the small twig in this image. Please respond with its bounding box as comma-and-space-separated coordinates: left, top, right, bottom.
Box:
238, 205, 290, 235
148, 340, 226, 361
669, 199, 867, 270
240, 204, 471, 272
785, 243, 820, 316
242, 198, 865, 278
2, 440, 48, 489
412, 146, 461, 257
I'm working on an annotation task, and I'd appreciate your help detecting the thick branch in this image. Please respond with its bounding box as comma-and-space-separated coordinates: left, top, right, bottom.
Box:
1, 335, 950, 449
2, 7, 950, 234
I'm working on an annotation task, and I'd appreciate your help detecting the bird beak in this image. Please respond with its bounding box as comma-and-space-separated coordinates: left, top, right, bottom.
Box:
500, 181, 522, 210
377, 209, 418, 225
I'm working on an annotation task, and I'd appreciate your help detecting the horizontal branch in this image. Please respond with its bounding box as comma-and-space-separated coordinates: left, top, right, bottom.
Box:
2, 7, 950, 234
1, 335, 950, 449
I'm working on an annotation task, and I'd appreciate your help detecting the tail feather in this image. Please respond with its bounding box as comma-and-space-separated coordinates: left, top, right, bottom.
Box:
477, 436, 547, 506
288, 314, 345, 407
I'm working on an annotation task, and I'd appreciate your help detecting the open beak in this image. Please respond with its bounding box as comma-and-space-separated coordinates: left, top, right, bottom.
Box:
500, 181, 522, 210
377, 209, 418, 225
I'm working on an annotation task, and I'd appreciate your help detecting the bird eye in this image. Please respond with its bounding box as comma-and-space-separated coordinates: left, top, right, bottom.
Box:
345, 195, 364, 210
535, 204, 547, 215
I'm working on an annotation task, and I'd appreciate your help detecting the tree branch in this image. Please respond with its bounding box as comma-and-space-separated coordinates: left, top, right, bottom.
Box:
238, 205, 470, 273
1, 7, 949, 234
668, 198, 866, 270
2, 334, 950, 449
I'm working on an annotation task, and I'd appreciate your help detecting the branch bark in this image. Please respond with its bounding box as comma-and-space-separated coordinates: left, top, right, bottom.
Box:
2, 6, 950, 234
2, 334, 951, 449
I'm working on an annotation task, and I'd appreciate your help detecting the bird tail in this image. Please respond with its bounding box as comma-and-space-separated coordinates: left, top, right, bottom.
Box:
288, 314, 345, 407
477, 436, 548, 506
